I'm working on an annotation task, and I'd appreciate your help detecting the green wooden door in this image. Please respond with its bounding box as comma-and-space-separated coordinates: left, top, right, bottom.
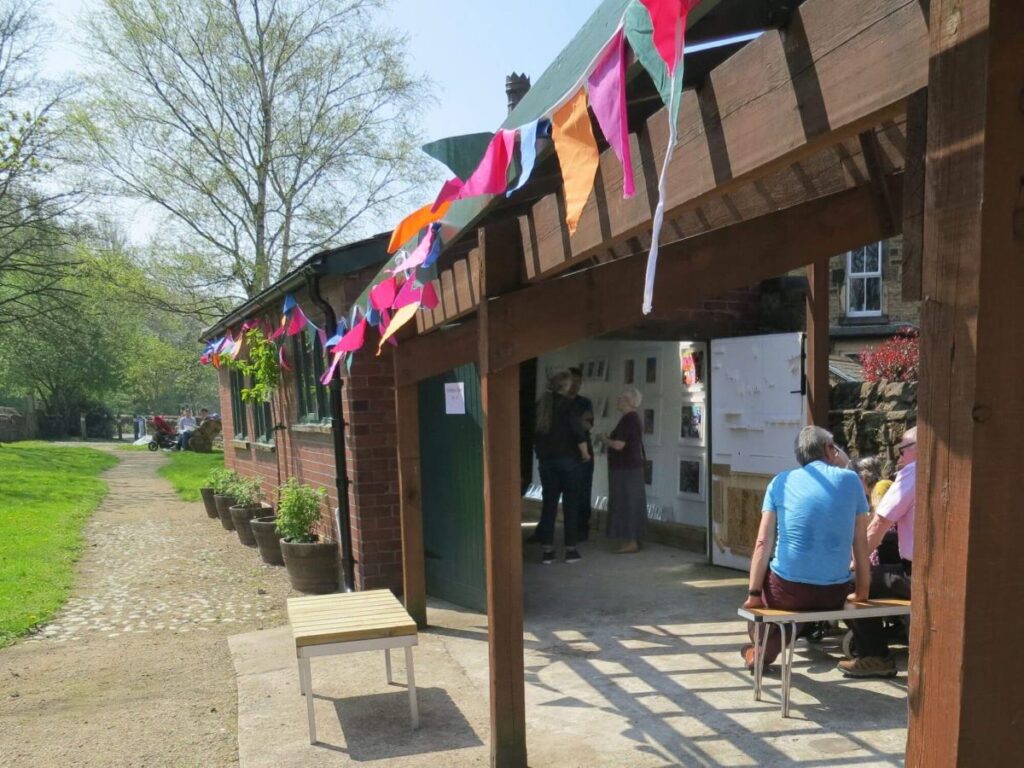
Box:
418, 364, 486, 611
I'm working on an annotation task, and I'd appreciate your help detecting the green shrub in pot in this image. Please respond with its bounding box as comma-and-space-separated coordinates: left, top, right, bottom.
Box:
275, 477, 326, 543
208, 468, 239, 496
276, 478, 336, 593
228, 476, 266, 547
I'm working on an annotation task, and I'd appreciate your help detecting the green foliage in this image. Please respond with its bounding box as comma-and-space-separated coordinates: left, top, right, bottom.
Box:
224, 327, 280, 404
275, 477, 326, 543
158, 451, 226, 502
203, 466, 238, 496
228, 476, 264, 507
0, 444, 118, 647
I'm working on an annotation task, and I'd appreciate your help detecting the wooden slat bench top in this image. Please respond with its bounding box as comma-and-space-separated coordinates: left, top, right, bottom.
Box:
739, 598, 911, 624
287, 590, 417, 648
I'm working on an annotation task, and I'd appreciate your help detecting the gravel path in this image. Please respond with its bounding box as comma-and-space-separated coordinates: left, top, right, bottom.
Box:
0, 447, 295, 767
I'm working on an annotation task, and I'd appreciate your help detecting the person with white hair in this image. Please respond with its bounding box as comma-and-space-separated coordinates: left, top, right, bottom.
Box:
596, 387, 647, 554
741, 425, 871, 672
840, 425, 918, 679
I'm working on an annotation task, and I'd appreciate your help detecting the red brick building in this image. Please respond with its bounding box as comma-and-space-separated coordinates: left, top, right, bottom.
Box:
205, 235, 404, 593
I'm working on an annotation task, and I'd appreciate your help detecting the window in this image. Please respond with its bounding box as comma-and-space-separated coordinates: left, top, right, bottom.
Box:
252, 400, 274, 445
846, 242, 883, 316
293, 334, 328, 423
229, 369, 247, 440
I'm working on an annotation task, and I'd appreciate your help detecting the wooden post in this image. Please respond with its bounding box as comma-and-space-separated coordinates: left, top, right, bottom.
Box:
395, 378, 427, 627
805, 257, 830, 427
908, 1, 1024, 764
478, 220, 527, 768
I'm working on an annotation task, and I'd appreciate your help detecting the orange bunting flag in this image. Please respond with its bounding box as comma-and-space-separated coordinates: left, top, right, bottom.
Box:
388, 200, 451, 254
551, 89, 599, 235
376, 302, 420, 354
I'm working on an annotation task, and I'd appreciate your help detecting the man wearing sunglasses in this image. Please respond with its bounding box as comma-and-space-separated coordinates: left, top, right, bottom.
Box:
839, 426, 917, 678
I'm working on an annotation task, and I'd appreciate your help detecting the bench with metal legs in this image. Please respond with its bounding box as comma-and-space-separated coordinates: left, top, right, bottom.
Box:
739, 598, 911, 717
288, 590, 420, 744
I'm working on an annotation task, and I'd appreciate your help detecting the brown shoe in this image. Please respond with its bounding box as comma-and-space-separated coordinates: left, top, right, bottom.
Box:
740, 644, 756, 672
615, 542, 640, 554
838, 656, 897, 678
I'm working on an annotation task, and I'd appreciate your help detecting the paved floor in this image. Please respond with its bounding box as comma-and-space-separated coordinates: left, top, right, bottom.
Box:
231, 537, 908, 767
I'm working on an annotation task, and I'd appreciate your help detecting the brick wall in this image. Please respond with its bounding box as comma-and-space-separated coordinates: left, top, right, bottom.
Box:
217, 269, 403, 594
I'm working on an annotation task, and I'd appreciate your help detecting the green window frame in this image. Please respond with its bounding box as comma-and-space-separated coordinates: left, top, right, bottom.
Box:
252, 400, 274, 445
229, 369, 248, 440
293, 333, 328, 423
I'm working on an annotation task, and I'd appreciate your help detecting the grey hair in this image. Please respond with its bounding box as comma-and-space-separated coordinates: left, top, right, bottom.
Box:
851, 455, 882, 487
546, 369, 572, 392
794, 425, 834, 466
621, 387, 642, 409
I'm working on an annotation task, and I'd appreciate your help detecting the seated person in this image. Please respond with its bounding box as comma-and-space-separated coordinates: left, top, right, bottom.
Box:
741, 426, 871, 670
852, 456, 900, 565
175, 407, 198, 451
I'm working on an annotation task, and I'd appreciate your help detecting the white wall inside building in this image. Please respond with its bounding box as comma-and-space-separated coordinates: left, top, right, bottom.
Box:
531, 339, 709, 529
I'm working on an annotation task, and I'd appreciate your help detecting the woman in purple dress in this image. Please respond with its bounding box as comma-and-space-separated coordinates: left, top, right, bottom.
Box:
597, 387, 647, 554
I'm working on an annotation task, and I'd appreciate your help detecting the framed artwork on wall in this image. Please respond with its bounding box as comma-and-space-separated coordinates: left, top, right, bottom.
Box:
678, 455, 705, 501
679, 401, 705, 445
645, 355, 659, 384
641, 400, 660, 446
680, 344, 706, 392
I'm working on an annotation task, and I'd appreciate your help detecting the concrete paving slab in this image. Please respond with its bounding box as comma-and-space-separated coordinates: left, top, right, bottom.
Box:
231, 540, 907, 767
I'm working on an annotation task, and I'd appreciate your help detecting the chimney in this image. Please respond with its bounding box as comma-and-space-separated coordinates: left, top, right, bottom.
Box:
505, 72, 531, 115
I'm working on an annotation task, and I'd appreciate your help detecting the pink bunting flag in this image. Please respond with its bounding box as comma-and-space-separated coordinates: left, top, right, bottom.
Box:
639, 0, 699, 75
320, 351, 346, 385
332, 317, 368, 354
587, 30, 634, 199
420, 280, 440, 310
278, 345, 292, 372
431, 129, 518, 211
389, 224, 440, 275
392, 277, 424, 309
370, 276, 399, 310
285, 308, 307, 336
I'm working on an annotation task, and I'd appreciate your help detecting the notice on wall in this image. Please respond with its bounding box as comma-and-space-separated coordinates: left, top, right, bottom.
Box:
444, 382, 466, 415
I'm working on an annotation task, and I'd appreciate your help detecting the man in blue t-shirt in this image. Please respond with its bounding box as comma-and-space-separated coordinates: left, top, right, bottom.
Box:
740, 426, 871, 670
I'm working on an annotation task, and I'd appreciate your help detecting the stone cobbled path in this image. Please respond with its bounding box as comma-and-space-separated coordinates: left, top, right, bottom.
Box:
1, 446, 296, 767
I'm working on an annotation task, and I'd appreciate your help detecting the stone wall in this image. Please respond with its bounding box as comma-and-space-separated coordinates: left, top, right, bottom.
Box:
830, 381, 917, 476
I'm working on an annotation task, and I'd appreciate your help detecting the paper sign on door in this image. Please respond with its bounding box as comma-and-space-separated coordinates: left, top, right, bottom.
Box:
444, 382, 466, 415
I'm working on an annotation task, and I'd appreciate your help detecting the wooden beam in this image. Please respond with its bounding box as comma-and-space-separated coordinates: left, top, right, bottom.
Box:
907, 1, 1024, 764
520, 0, 927, 279
394, 320, 478, 387
858, 129, 898, 235
394, 380, 426, 627
901, 88, 927, 301
488, 176, 902, 372
805, 257, 830, 427
477, 222, 527, 767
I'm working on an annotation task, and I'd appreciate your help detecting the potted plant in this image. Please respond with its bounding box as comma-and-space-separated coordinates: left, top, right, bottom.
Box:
201, 468, 233, 519
229, 477, 266, 547
212, 470, 241, 531
251, 508, 284, 566
277, 478, 337, 593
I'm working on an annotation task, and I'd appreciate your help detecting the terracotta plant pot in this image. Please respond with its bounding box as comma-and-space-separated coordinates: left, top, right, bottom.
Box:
251, 516, 284, 566
230, 504, 262, 546
214, 494, 238, 530
199, 487, 218, 518
281, 537, 338, 594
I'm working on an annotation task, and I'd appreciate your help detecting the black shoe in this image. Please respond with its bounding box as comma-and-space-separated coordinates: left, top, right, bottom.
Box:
541, 549, 556, 565
564, 548, 581, 564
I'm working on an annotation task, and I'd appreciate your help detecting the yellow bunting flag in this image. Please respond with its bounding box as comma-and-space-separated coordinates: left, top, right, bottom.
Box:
551, 89, 600, 235
388, 201, 451, 254
376, 302, 420, 355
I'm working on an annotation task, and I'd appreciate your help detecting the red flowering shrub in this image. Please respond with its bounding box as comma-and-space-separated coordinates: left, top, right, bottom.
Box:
860, 328, 920, 382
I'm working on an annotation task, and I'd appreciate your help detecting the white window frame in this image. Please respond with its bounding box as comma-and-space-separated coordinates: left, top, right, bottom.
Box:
846, 242, 884, 317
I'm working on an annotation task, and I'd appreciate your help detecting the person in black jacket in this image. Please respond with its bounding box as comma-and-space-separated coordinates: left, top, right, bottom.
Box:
568, 367, 595, 542
530, 370, 590, 564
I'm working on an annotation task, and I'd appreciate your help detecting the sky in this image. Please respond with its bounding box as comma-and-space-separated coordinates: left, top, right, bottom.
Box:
37, 0, 603, 241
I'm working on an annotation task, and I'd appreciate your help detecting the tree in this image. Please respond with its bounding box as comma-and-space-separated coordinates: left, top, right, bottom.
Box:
861, 328, 920, 383
74, 0, 430, 299
0, 0, 80, 328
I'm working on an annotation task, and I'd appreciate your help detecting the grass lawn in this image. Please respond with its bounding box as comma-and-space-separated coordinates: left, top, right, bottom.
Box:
158, 451, 224, 502
0, 443, 118, 647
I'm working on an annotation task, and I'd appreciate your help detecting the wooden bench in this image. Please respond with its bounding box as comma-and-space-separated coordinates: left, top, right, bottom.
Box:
737, 598, 911, 716
287, 589, 420, 744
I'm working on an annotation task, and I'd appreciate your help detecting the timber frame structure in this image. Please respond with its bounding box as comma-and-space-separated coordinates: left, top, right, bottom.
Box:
386, 0, 1024, 765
